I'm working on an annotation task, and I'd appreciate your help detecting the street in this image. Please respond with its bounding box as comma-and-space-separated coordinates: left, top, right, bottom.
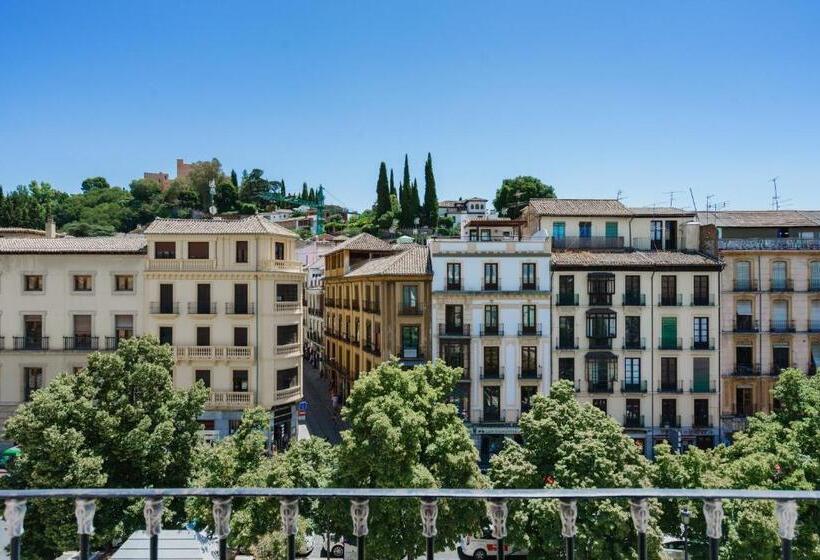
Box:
302, 358, 342, 444
303, 534, 463, 559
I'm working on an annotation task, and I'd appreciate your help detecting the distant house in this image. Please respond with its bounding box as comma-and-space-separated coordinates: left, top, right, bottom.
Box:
437, 197, 493, 226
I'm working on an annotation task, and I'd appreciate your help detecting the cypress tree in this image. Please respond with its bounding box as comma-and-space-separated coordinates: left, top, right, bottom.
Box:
389, 169, 397, 197
375, 162, 390, 216
230, 169, 238, 188
308, 187, 315, 202
400, 155, 413, 227
423, 152, 438, 227
411, 179, 421, 226
301, 182, 309, 200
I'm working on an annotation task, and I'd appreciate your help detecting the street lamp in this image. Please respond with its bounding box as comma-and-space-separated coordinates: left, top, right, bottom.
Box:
680, 507, 691, 560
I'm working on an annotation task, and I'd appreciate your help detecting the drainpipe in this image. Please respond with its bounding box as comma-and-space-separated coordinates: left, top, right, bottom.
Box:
650, 270, 656, 456
255, 236, 265, 448
717, 266, 722, 445
549, 266, 554, 391
758, 254, 763, 411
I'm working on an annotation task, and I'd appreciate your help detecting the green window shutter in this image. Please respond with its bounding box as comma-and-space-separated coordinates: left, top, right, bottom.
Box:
605, 222, 618, 238
661, 317, 677, 346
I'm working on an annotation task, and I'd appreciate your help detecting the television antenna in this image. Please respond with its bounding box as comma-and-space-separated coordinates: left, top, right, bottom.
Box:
663, 190, 686, 207
770, 177, 781, 210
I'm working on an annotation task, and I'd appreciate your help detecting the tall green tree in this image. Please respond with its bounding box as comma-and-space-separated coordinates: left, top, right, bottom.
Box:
182, 158, 226, 209
389, 168, 397, 197
308, 186, 316, 202
3, 337, 208, 559
214, 181, 239, 213
80, 176, 111, 192
230, 169, 239, 187
375, 162, 390, 216
493, 175, 556, 218
423, 152, 438, 227
490, 381, 663, 559
301, 182, 309, 200
333, 359, 485, 560
239, 169, 271, 206
411, 178, 421, 225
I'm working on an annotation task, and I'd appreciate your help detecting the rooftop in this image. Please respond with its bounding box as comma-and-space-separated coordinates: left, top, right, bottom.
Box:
697, 210, 820, 228
527, 198, 694, 218
143, 215, 297, 237
326, 232, 396, 254
0, 235, 147, 254
552, 250, 721, 269
345, 245, 431, 277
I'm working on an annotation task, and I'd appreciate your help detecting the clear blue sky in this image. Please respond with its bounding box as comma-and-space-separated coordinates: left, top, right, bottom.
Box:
1, 1, 818, 211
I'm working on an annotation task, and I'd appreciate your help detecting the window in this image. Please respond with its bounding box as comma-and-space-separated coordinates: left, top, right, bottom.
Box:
771, 301, 789, 331
811, 300, 820, 332
275, 242, 285, 260
234, 283, 249, 314
521, 305, 537, 333
483, 305, 499, 335
24, 275, 43, 292
624, 275, 641, 305
24, 367, 43, 401
661, 275, 678, 305
735, 261, 751, 290
811, 262, 820, 291
195, 370, 211, 388
277, 325, 298, 346
445, 305, 463, 333
693, 317, 710, 349
624, 358, 641, 389
73, 275, 92, 292
736, 300, 753, 331
115, 275, 134, 292
661, 399, 678, 427
468, 229, 479, 241
521, 386, 537, 414
736, 346, 754, 374
587, 273, 615, 306
559, 316, 575, 347
586, 355, 616, 392
480, 229, 491, 241
159, 283, 174, 313
772, 345, 790, 374
115, 315, 133, 340
586, 310, 616, 349
521, 263, 536, 289
154, 242, 175, 259
276, 284, 299, 302
24, 315, 42, 347
693, 357, 710, 392
592, 399, 607, 414
694, 399, 709, 427
624, 316, 641, 348
188, 242, 209, 259
736, 387, 754, 417
196, 327, 211, 346
196, 283, 212, 313
446, 263, 462, 290
558, 358, 574, 381
483, 263, 498, 290
277, 367, 298, 390
605, 222, 618, 238
236, 240, 249, 263
552, 222, 566, 239
401, 326, 420, 358
483, 347, 500, 377
625, 399, 641, 426
442, 342, 465, 369
579, 221, 592, 238
664, 221, 678, 250
661, 316, 678, 348
661, 358, 678, 391
402, 285, 418, 311
483, 386, 501, 422
693, 275, 710, 305
650, 220, 663, 250
520, 346, 537, 377
158, 326, 173, 345
558, 275, 575, 305
233, 370, 249, 392
771, 261, 787, 291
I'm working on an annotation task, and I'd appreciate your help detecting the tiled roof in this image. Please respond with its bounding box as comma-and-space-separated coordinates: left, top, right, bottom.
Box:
696, 210, 820, 228
629, 206, 695, 217
345, 246, 431, 277
0, 235, 147, 254
0, 227, 46, 236
144, 215, 297, 237
552, 250, 721, 268
464, 218, 525, 227
327, 232, 395, 254
527, 198, 632, 216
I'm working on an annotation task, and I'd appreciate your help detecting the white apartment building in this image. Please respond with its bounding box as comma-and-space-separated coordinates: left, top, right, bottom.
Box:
0, 215, 305, 448
438, 197, 493, 226
429, 218, 551, 466
304, 257, 325, 367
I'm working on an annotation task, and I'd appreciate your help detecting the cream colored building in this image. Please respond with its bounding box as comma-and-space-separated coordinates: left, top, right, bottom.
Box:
697, 211, 820, 438
525, 199, 722, 457
304, 257, 325, 366
0, 215, 305, 447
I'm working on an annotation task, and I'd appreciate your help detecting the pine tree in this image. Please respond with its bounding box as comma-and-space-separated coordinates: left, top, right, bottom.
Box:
423, 152, 438, 227
230, 169, 239, 187
375, 162, 390, 216
389, 169, 397, 197
301, 182, 309, 200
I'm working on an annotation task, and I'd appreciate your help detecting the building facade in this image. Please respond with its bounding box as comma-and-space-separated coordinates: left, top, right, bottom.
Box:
323, 234, 432, 401
438, 197, 493, 226
304, 257, 325, 367
697, 211, 820, 438
429, 219, 551, 465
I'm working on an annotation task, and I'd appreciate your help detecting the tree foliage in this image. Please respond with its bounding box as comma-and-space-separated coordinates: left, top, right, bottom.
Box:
333, 359, 486, 560
375, 162, 390, 216
490, 381, 662, 559
493, 175, 556, 218
3, 337, 208, 559
422, 152, 438, 227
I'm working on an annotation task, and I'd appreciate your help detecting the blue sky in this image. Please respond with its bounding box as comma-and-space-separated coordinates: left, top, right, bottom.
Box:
1, 1, 818, 211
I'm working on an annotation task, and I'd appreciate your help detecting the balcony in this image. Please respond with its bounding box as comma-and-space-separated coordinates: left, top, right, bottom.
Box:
520, 277, 538, 291
623, 337, 646, 350
479, 324, 504, 337
624, 413, 645, 428
105, 336, 129, 351
205, 391, 255, 410
438, 324, 471, 337
660, 415, 682, 428
733, 279, 759, 292
690, 294, 715, 306
0, 336, 4, 350
174, 346, 254, 361
518, 366, 542, 379
658, 337, 683, 350
260, 259, 302, 273
149, 302, 180, 315
446, 281, 462, 291
693, 415, 713, 428
517, 323, 542, 337
622, 293, 645, 306
480, 367, 503, 380
275, 385, 303, 402
556, 293, 579, 306
691, 380, 717, 393
276, 342, 301, 356
732, 318, 759, 332
351, 300, 360, 311
587, 380, 614, 394
146, 258, 216, 271
225, 302, 255, 315
588, 337, 612, 350
556, 336, 579, 350
12, 336, 49, 351
691, 337, 715, 351
63, 336, 99, 351
275, 301, 301, 313
325, 298, 336, 308
658, 294, 683, 307
552, 235, 624, 251
770, 320, 795, 333
621, 380, 648, 393
730, 363, 762, 377
188, 302, 217, 315
483, 282, 499, 292
363, 341, 381, 356
769, 278, 794, 293
0, 486, 811, 560
362, 300, 381, 314
399, 305, 424, 316
810, 279, 820, 292
658, 382, 684, 393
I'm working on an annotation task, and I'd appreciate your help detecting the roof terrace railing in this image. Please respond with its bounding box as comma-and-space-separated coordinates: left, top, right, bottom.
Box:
1, 487, 815, 560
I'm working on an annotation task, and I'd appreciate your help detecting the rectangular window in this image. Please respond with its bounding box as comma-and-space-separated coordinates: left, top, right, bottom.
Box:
661, 275, 678, 305
115, 315, 134, 340
624, 316, 641, 348
772, 345, 790, 373
558, 275, 575, 305
664, 221, 678, 250
650, 220, 663, 250
115, 274, 134, 292
735, 261, 752, 290
483, 386, 501, 422
483, 263, 498, 290
483, 347, 500, 377
520, 386, 537, 414
693, 317, 710, 348
445, 305, 463, 331
196, 326, 211, 346
73, 275, 92, 292
625, 399, 641, 426
402, 285, 418, 310
236, 240, 249, 263
520, 346, 537, 376
159, 283, 174, 313
558, 358, 574, 381
158, 326, 173, 345
661, 316, 678, 348
605, 221, 618, 238
771, 261, 787, 290
587, 273, 615, 306
579, 221, 592, 238
446, 263, 462, 290
736, 387, 754, 417
661, 358, 678, 391
275, 242, 285, 260
484, 305, 499, 335
624, 275, 641, 305
195, 369, 211, 388
196, 283, 212, 313
586, 311, 616, 349
234, 283, 249, 313
661, 399, 678, 427
592, 399, 607, 414
521, 305, 536, 331
277, 367, 299, 390
276, 284, 299, 302
694, 399, 709, 427
559, 316, 575, 347
233, 370, 249, 392
552, 222, 566, 239
24, 367, 43, 401
188, 241, 209, 259
24, 275, 43, 292
811, 261, 820, 291
154, 242, 175, 259
521, 263, 536, 289
442, 342, 465, 369
402, 325, 420, 358
624, 358, 641, 388
693, 275, 709, 304
693, 357, 710, 392
277, 325, 298, 346
772, 301, 789, 331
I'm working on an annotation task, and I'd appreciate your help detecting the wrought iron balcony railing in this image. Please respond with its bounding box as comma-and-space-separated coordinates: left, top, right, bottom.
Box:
188, 302, 217, 315
691, 337, 715, 351
732, 318, 759, 332
658, 294, 683, 306
399, 305, 424, 316
225, 302, 255, 315
517, 366, 542, 379
556, 336, 579, 350
552, 235, 625, 250
517, 323, 542, 337
769, 278, 794, 292
556, 292, 579, 306
0, 487, 813, 560
587, 380, 614, 394
520, 277, 538, 291
658, 381, 684, 393
149, 302, 179, 314
63, 336, 99, 351
733, 279, 759, 292
690, 294, 715, 306
12, 336, 49, 351
770, 320, 796, 333
658, 337, 683, 350
438, 323, 471, 337
479, 324, 504, 337
622, 293, 646, 306
480, 367, 503, 380
621, 379, 648, 393
624, 413, 645, 428
623, 337, 646, 350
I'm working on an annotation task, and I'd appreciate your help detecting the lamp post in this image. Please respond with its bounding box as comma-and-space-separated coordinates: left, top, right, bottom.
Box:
680, 507, 691, 560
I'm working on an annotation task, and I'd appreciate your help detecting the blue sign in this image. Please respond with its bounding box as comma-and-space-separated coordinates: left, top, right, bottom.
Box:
298, 400, 309, 412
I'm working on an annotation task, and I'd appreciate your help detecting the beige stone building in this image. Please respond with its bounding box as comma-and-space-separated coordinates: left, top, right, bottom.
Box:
697, 211, 820, 437
323, 234, 432, 401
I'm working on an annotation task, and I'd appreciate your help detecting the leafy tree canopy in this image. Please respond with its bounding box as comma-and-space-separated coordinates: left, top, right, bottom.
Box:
493, 175, 556, 218
80, 176, 111, 192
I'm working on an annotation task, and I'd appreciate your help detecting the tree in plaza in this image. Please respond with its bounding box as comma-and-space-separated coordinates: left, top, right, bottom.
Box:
375, 162, 391, 216
333, 359, 486, 560
3, 337, 208, 559
422, 152, 438, 227
652, 368, 820, 559
492, 175, 556, 218
489, 380, 663, 559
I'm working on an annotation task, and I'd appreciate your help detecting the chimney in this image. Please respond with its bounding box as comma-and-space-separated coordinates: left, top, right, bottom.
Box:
45, 216, 56, 239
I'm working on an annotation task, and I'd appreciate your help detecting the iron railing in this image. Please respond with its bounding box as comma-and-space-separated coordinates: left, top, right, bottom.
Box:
63, 336, 99, 351
622, 293, 646, 306
0, 487, 814, 560
479, 324, 504, 337
225, 302, 255, 315
12, 336, 49, 351
552, 235, 625, 250
556, 292, 579, 306
149, 302, 179, 314
187, 302, 217, 315
517, 323, 542, 337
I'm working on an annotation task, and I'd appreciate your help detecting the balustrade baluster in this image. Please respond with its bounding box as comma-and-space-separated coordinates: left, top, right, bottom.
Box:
74, 498, 95, 560
486, 499, 508, 560
143, 497, 163, 560
776, 500, 798, 560
558, 499, 577, 560
703, 499, 723, 560
629, 498, 650, 560
212, 497, 232, 560
351, 498, 369, 560
280, 498, 299, 560
420, 499, 438, 560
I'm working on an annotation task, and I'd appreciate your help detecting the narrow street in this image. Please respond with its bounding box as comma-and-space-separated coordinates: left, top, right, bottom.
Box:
302, 357, 342, 445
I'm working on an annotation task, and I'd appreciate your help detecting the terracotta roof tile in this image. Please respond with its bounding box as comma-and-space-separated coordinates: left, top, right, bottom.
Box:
345, 246, 431, 277
527, 198, 632, 216
696, 210, 820, 228
144, 215, 297, 237
552, 250, 721, 268
0, 235, 147, 254
327, 232, 395, 254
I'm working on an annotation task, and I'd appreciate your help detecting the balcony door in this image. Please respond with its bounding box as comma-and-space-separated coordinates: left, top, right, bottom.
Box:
693, 357, 710, 392
661, 317, 677, 347
159, 284, 174, 313
736, 300, 753, 330
445, 305, 463, 333
197, 284, 211, 314
24, 315, 42, 346
736, 387, 753, 416
735, 261, 751, 290
234, 283, 249, 314
736, 346, 753, 373
73, 315, 92, 348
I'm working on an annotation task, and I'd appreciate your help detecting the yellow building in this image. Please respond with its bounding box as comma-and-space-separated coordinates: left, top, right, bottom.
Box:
323, 234, 432, 400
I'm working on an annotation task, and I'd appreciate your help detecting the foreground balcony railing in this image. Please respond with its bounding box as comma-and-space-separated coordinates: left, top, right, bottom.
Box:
3, 487, 813, 560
